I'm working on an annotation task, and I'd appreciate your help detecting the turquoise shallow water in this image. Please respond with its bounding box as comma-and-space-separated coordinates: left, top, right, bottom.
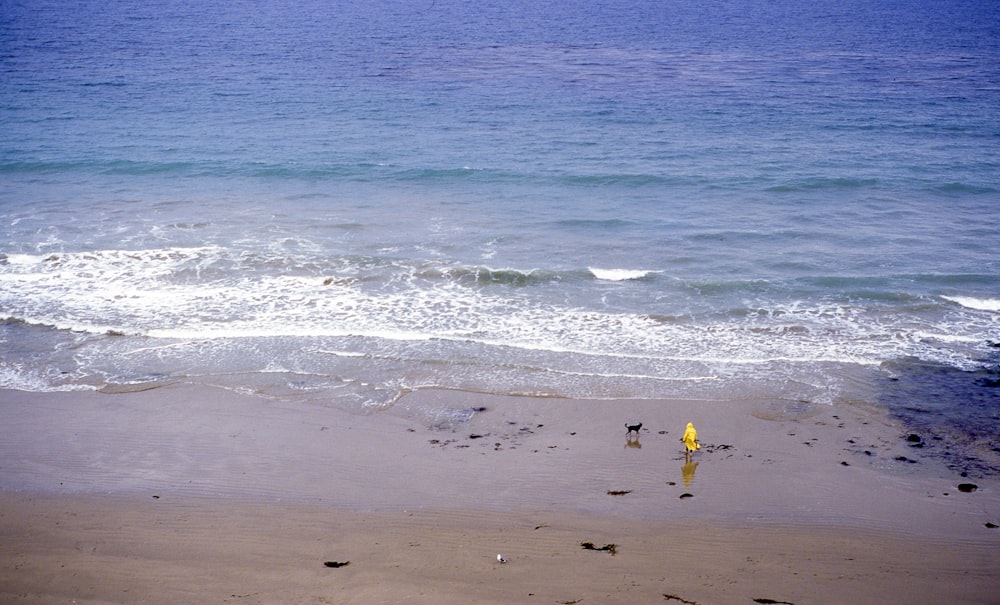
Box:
1, 0, 998, 467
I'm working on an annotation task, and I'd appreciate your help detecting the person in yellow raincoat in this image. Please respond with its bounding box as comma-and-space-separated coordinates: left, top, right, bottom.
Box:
681, 422, 700, 459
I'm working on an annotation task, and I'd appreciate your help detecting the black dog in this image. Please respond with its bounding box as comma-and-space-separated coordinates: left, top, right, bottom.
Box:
625, 422, 642, 437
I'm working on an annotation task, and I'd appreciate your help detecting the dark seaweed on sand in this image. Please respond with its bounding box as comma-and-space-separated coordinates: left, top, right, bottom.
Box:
580, 542, 617, 555
662, 594, 700, 604
323, 561, 350, 568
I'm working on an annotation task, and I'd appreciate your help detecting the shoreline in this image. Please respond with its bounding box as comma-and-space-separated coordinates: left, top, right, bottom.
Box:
1, 384, 998, 603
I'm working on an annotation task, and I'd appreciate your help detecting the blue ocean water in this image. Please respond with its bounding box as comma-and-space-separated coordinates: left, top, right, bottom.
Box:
2, 0, 998, 464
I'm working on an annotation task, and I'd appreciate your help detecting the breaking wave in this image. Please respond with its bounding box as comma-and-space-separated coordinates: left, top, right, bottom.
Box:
1, 244, 997, 406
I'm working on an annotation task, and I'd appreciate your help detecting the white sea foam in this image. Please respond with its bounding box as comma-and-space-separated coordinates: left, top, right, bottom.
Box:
2, 245, 996, 400
542, 367, 720, 382
914, 330, 981, 344
588, 267, 653, 281
3, 253, 50, 265
0, 363, 96, 392
3, 252, 984, 372
309, 349, 367, 358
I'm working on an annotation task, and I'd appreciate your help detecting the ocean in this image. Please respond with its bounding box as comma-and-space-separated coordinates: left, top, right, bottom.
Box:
2, 1, 998, 468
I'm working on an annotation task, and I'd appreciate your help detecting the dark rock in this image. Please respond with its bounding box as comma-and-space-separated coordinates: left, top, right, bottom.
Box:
957, 483, 978, 493
679, 493, 694, 499
985, 522, 998, 529
607, 490, 632, 496
324, 561, 350, 568
906, 434, 922, 443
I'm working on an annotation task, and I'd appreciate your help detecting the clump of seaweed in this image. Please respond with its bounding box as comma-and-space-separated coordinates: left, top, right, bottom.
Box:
580, 542, 617, 555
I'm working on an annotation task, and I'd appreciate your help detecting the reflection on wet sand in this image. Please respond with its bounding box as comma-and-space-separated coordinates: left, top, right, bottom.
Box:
682, 460, 698, 487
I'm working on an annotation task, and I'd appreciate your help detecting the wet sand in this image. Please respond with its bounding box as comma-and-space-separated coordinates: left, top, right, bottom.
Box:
1, 384, 998, 603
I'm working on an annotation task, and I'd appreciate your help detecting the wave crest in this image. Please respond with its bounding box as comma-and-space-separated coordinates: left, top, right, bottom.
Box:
943, 296, 1000, 313
588, 267, 654, 281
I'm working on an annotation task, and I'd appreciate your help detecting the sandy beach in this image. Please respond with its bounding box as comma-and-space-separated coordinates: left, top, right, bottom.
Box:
5, 1, 1000, 603
1, 384, 998, 604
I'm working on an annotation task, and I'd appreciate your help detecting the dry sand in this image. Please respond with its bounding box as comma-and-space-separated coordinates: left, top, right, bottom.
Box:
1, 384, 998, 604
